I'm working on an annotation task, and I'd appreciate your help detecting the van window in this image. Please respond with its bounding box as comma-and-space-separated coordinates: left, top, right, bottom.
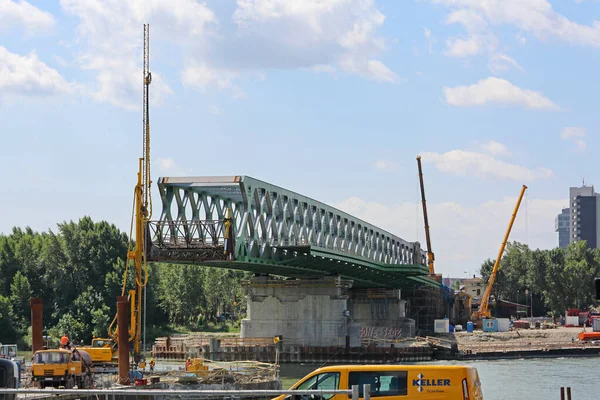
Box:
296, 372, 340, 400
348, 371, 408, 397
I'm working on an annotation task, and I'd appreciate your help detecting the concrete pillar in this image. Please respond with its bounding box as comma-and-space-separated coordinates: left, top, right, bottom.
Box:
117, 296, 130, 385
31, 298, 43, 354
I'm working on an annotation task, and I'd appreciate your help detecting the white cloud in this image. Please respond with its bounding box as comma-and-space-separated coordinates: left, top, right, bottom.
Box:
431, 0, 600, 48
60, 0, 215, 110
374, 160, 398, 172
423, 26, 435, 55
60, 0, 398, 107
208, 105, 223, 116
182, 64, 246, 99
560, 127, 587, 151
335, 194, 565, 276
420, 149, 552, 181
310, 64, 337, 74
0, 0, 54, 33
445, 8, 488, 32
232, 0, 397, 83
480, 140, 510, 156
443, 77, 558, 109
489, 53, 524, 74
560, 126, 586, 140
0, 46, 73, 101
156, 157, 191, 176
444, 35, 487, 57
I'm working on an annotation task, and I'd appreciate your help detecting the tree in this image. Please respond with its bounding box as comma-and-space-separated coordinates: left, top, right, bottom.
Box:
0, 295, 17, 342
91, 305, 111, 338
9, 271, 32, 334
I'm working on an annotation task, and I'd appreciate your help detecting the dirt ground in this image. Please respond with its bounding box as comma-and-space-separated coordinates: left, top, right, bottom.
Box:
453, 326, 594, 350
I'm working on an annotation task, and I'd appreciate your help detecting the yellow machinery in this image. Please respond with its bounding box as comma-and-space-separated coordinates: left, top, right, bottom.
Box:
416, 156, 442, 280
105, 24, 153, 366
76, 338, 117, 365
470, 185, 528, 328
31, 349, 93, 388
186, 358, 209, 376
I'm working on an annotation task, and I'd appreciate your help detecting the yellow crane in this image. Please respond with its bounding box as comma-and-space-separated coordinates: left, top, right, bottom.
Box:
416, 156, 435, 275
470, 185, 527, 328
107, 23, 152, 365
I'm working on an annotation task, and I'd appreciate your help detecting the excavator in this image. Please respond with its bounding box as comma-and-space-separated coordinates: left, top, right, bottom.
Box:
416, 156, 442, 282
470, 185, 528, 329
80, 24, 153, 368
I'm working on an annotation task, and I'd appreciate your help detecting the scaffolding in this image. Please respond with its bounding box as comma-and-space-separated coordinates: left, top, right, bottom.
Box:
404, 285, 449, 335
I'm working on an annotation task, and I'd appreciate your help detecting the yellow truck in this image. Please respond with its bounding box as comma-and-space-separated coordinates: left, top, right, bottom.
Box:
31, 349, 93, 389
275, 364, 483, 400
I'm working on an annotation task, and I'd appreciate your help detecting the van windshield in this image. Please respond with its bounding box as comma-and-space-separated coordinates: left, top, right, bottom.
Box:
296, 372, 340, 400
34, 352, 67, 364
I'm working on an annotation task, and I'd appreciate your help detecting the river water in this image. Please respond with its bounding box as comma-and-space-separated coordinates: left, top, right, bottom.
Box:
279, 358, 596, 399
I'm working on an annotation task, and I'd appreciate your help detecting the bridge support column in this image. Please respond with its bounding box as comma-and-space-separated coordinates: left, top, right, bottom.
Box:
348, 289, 416, 340
241, 276, 357, 347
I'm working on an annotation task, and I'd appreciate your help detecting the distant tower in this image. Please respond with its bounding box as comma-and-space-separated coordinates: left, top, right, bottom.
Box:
568, 184, 599, 249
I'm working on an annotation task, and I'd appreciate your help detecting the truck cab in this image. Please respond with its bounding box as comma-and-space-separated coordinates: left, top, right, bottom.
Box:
31, 349, 92, 389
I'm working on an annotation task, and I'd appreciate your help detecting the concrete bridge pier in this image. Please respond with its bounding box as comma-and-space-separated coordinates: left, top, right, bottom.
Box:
240, 276, 416, 346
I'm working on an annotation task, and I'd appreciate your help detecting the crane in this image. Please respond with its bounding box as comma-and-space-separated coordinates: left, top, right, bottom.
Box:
107, 23, 152, 365
416, 156, 435, 275
470, 185, 527, 328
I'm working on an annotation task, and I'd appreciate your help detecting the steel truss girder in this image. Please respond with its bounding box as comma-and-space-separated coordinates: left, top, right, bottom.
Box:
151, 176, 427, 268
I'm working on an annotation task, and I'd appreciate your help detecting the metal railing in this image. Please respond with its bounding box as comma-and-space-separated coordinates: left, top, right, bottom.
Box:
148, 220, 227, 248
0, 385, 367, 400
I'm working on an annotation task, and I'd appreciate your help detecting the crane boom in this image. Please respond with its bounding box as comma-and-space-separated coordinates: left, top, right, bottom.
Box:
416, 156, 435, 275
471, 185, 527, 326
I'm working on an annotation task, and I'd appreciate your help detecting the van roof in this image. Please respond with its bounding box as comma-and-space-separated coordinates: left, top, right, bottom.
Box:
313, 365, 472, 373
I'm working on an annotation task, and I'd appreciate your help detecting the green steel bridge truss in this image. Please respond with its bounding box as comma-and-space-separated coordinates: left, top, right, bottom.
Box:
147, 176, 439, 289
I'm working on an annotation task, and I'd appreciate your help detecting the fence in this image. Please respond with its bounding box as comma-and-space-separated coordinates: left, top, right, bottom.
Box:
0, 385, 366, 400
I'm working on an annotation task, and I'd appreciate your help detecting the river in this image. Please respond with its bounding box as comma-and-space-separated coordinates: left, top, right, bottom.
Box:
279, 357, 596, 399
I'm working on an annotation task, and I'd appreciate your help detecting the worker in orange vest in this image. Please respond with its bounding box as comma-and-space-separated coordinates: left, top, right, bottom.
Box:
60, 335, 70, 349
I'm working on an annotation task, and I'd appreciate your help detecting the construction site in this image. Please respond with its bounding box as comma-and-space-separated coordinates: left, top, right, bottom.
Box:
4, 23, 600, 400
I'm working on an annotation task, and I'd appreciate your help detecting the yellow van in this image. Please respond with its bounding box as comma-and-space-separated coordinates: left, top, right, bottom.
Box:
277, 365, 483, 400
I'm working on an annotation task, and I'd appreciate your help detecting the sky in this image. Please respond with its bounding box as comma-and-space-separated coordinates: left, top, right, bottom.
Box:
1, 0, 599, 279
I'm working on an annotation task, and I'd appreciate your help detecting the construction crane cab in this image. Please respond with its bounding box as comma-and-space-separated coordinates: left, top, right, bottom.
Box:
470, 185, 528, 329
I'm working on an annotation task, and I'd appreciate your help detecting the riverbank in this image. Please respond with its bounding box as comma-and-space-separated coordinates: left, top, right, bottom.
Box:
441, 326, 600, 361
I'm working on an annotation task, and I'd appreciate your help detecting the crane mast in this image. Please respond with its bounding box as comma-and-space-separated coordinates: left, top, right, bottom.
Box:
108, 24, 151, 365
416, 156, 435, 275
471, 185, 527, 327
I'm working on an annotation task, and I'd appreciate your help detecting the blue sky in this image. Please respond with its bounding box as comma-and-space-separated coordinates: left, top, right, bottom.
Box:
1, 0, 599, 278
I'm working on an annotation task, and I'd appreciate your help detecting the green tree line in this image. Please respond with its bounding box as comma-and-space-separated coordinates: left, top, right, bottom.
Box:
0, 217, 249, 347
480, 240, 600, 317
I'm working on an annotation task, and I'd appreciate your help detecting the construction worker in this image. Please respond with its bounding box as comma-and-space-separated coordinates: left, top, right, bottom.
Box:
149, 358, 155, 372
60, 335, 70, 349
